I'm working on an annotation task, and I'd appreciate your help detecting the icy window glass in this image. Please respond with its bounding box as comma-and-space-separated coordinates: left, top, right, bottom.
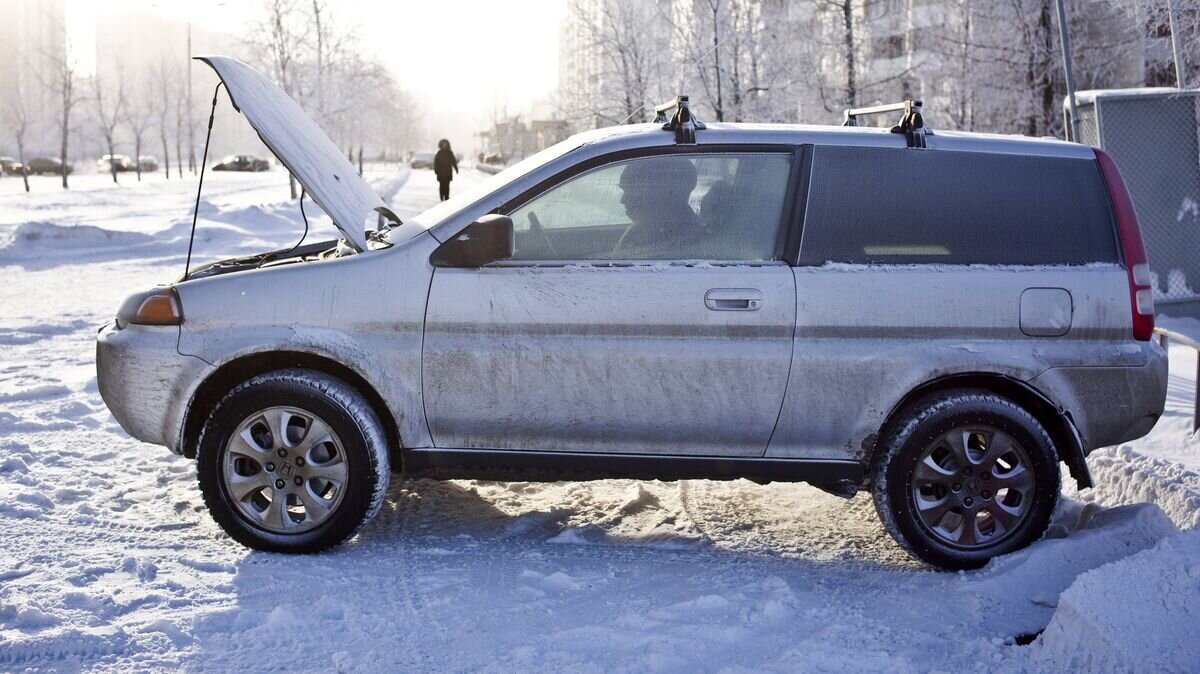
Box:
799, 145, 1120, 265
506, 153, 791, 261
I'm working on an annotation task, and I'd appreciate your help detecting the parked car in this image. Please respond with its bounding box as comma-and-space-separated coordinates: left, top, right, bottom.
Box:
1, 156, 24, 175
97, 56, 1167, 569
410, 151, 434, 169
97, 154, 137, 173
138, 155, 160, 172
475, 153, 507, 175
212, 154, 270, 172
26, 157, 73, 175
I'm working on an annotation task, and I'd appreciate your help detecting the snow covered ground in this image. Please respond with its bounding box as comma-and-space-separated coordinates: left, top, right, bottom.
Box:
1, 167, 1198, 672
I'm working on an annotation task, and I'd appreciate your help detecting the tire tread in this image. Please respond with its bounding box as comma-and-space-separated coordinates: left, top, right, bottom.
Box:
870, 389, 1061, 570
196, 368, 390, 552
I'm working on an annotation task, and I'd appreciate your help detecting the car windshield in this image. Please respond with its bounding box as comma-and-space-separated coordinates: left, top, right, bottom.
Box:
388, 137, 582, 241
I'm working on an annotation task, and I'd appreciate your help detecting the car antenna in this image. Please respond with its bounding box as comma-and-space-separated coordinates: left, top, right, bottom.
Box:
183, 82, 224, 281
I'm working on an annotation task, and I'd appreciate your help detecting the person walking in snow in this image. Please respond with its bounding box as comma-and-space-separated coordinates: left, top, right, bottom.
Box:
434, 139, 459, 201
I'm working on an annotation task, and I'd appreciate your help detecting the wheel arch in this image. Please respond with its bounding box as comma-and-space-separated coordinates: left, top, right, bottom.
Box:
180, 350, 402, 467
873, 372, 1092, 489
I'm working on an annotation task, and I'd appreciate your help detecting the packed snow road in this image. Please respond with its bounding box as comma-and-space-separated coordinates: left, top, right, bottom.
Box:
1, 168, 1198, 672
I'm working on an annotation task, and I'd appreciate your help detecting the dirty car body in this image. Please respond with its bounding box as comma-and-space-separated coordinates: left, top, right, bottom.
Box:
96, 57, 1166, 568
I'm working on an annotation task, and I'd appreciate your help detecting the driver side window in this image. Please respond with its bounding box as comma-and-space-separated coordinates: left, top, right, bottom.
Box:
506, 152, 791, 262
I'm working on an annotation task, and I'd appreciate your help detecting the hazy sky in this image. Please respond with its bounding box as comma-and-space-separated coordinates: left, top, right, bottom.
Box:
66, 0, 568, 144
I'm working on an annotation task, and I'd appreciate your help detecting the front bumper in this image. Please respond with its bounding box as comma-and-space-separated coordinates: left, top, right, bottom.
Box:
96, 321, 211, 453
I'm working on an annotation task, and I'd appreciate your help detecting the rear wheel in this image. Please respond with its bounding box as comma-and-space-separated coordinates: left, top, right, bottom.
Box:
871, 390, 1060, 570
196, 369, 389, 552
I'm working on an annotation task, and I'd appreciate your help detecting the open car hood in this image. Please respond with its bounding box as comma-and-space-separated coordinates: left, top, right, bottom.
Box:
196, 56, 383, 252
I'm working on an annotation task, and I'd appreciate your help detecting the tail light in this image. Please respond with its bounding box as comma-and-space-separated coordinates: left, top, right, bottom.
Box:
1094, 148, 1153, 341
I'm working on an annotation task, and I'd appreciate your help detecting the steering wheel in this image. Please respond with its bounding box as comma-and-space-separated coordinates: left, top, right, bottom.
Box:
527, 211, 556, 257
612, 221, 643, 256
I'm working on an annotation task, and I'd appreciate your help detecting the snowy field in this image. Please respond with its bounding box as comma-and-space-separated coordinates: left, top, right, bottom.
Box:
1, 167, 1199, 672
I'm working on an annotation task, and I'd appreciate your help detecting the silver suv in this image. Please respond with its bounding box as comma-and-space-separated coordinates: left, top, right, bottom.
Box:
96, 57, 1167, 569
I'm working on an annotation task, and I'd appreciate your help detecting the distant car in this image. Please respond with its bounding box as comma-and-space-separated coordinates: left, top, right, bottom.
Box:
212, 155, 270, 172
26, 157, 73, 175
476, 153, 508, 175
98, 154, 137, 173
0, 156, 23, 175
410, 151, 434, 169
138, 155, 160, 172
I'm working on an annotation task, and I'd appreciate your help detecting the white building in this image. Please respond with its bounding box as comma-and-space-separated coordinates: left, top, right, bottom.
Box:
0, 0, 67, 156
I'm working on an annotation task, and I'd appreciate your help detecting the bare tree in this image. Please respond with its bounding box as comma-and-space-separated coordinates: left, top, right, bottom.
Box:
1131, 0, 1199, 87
376, 85, 423, 160
124, 73, 155, 181
936, 0, 1141, 138
2, 75, 33, 192
310, 0, 351, 124
567, 0, 667, 125
91, 63, 129, 184
662, 0, 733, 121
174, 89, 186, 179
803, 1, 915, 117
838, 0, 857, 107
322, 54, 404, 170
36, 10, 82, 189
150, 55, 176, 179
232, 0, 422, 169
246, 0, 309, 198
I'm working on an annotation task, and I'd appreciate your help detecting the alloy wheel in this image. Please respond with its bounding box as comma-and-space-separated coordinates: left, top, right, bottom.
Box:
910, 425, 1035, 549
221, 406, 348, 534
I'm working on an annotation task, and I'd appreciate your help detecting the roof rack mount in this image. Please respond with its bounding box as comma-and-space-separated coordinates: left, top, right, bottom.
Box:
655, 95, 705, 144
842, 99, 929, 149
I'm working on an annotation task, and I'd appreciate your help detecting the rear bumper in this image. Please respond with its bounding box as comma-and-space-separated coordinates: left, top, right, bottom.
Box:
96, 322, 211, 453
1029, 341, 1169, 453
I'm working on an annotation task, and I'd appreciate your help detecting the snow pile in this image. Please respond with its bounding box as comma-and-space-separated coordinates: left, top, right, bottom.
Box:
1032, 527, 1200, 673
1, 171, 1197, 671
1082, 446, 1200, 530
0, 222, 157, 261
0, 168, 415, 271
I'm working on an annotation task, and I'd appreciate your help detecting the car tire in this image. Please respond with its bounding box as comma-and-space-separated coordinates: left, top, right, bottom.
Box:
871, 390, 1060, 570
196, 368, 389, 553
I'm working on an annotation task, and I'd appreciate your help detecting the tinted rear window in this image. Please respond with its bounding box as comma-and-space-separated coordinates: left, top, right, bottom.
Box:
798, 146, 1119, 265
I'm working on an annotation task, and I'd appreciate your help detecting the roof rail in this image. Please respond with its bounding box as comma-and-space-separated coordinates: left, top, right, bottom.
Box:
842, 99, 929, 149
654, 95, 706, 144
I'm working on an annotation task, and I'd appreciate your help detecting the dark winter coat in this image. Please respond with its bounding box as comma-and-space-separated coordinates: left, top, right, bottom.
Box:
434, 149, 459, 181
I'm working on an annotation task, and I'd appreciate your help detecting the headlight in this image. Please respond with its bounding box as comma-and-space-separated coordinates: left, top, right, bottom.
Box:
116, 287, 183, 327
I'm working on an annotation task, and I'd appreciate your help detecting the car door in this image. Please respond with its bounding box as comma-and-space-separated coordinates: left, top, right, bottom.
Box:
422, 149, 799, 457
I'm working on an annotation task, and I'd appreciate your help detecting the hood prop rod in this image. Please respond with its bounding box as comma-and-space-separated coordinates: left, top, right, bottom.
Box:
183, 82, 224, 281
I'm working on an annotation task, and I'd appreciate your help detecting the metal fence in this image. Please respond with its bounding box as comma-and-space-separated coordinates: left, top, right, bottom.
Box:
1156, 327, 1200, 434
1068, 89, 1200, 306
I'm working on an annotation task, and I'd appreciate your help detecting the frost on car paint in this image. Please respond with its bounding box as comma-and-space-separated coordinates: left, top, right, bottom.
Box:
95, 57, 1167, 569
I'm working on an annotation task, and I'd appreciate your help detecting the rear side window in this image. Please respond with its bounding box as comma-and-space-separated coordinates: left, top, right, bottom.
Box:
798, 146, 1119, 265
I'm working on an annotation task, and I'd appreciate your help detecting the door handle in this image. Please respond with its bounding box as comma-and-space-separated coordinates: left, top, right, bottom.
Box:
705, 288, 763, 311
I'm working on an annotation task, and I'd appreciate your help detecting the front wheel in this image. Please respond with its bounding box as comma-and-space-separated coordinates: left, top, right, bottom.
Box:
871, 390, 1060, 570
196, 369, 389, 552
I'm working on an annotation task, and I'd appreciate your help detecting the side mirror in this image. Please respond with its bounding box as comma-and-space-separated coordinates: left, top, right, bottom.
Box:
431, 214, 515, 267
